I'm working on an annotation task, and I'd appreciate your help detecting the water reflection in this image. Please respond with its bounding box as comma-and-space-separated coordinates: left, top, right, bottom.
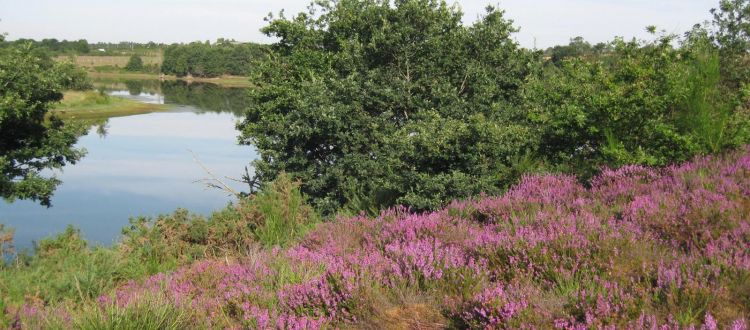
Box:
93, 79, 251, 116
0, 80, 255, 250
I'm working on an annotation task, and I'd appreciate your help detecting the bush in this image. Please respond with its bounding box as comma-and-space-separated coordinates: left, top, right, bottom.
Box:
54, 61, 93, 90
3, 148, 749, 328
124, 54, 143, 72
0, 226, 126, 307
0, 175, 319, 326
117, 173, 318, 268
161, 41, 266, 77
238, 173, 318, 248
525, 32, 750, 178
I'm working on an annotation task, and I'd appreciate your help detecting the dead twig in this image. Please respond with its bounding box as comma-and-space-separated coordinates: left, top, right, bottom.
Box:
189, 149, 241, 197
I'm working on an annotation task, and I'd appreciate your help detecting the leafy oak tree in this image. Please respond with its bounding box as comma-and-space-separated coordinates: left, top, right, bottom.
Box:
239, 0, 540, 214
0, 44, 88, 206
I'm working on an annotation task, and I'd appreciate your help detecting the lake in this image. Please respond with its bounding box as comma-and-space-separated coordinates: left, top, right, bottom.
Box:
0, 80, 257, 251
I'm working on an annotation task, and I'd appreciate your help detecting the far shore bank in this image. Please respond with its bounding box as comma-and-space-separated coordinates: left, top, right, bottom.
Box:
51, 91, 171, 120
87, 71, 253, 88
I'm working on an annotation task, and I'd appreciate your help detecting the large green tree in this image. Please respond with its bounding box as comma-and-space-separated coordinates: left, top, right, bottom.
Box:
0, 44, 88, 206
239, 0, 539, 214
711, 0, 750, 86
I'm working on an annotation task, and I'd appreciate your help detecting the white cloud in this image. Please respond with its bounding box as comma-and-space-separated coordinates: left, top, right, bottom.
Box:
101, 112, 240, 140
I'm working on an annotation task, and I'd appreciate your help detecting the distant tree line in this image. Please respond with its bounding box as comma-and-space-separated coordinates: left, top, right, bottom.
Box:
0, 38, 90, 55
161, 40, 268, 78
0, 39, 170, 56
544, 36, 611, 65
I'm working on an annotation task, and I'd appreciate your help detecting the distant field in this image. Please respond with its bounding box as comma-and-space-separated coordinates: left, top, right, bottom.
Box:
56, 54, 162, 68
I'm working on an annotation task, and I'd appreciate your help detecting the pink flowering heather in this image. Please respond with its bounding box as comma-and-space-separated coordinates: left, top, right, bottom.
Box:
16, 147, 750, 328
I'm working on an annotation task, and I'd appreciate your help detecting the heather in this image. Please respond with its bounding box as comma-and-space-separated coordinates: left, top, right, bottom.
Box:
5, 147, 749, 329
0, 175, 317, 327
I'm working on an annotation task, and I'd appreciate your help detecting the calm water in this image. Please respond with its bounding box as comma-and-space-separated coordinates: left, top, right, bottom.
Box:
0, 80, 257, 251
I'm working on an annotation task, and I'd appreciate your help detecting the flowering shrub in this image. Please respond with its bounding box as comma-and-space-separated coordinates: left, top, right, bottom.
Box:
13, 147, 750, 329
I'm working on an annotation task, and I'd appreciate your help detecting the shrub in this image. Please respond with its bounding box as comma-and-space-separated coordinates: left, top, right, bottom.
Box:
54, 61, 93, 90
0, 226, 126, 307
124, 54, 143, 72
238, 173, 319, 248
526, 32, 750, 178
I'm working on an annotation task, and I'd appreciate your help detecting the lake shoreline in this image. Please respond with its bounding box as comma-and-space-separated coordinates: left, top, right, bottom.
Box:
87, 71, 253, 88
51, 91, 171, 120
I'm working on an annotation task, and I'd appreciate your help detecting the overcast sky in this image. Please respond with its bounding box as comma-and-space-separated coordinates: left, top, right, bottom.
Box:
0, 0, 718, 48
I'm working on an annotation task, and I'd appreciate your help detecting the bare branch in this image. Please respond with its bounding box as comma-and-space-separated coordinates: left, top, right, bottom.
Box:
189, 149, 240, 196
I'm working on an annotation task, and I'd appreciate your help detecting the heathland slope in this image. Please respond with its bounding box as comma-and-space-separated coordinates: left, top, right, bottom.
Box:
13, 147, 750, 329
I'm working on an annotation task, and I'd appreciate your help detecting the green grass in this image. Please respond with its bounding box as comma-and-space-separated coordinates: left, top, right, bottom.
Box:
73, 296, 193, 330
0, 175, 318, 328
51, 90, 170, 120
0, 227, 127, 307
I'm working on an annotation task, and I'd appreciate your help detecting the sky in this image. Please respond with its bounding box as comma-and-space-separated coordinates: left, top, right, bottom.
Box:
0, 0, 718, 49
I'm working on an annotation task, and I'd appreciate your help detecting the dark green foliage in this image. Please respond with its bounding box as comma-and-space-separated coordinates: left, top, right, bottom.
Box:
161, 41, 267, 77
711, 0, 750, 86
0, 38, 90, 55
239, 0, 540, 214
124, 54, 144, 72
526, 32, 749, 176
0, 44, 88, 206
55, 61, 94, 90
545, 36, 610, 65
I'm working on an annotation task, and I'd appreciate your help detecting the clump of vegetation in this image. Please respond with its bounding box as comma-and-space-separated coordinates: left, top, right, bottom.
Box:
7, 148, 750, 329
124, 54, 143, 72
0, 225, 13, 260
239, 0, 750, 216
0, 43, 89, 206
238, 174, 319, 248
526, 30, 750, 178
0, 38, 90, 55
